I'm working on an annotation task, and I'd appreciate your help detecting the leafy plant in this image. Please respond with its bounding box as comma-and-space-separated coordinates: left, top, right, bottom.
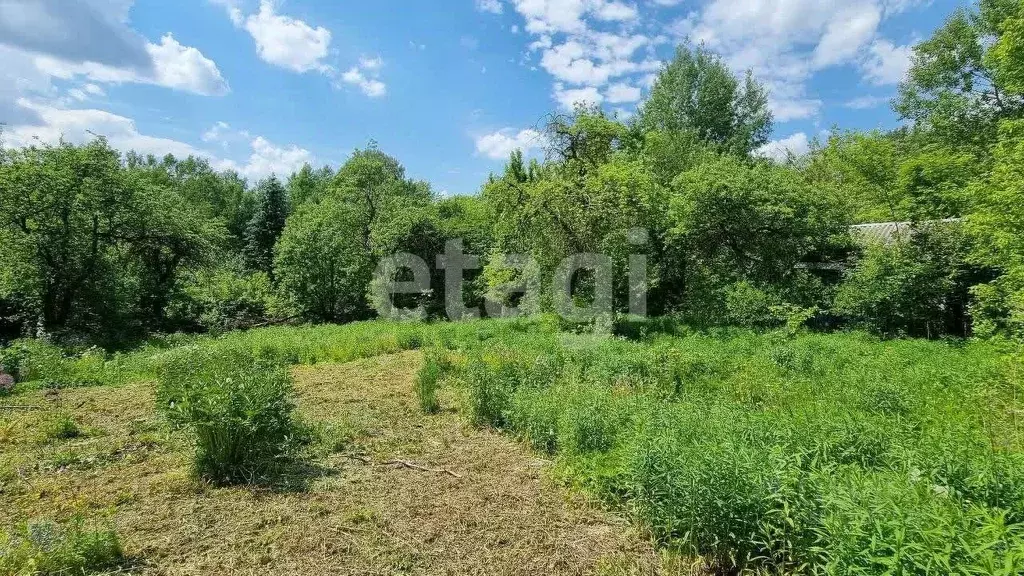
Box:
0, 516, 125, 576
156, 346, 305, 485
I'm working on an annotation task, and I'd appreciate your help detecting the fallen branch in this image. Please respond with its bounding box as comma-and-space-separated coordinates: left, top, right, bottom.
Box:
342, 454, 462, 479
382, 459, 463, 479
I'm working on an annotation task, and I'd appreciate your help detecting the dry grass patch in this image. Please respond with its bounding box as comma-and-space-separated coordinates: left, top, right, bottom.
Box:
1, 352, 691, 575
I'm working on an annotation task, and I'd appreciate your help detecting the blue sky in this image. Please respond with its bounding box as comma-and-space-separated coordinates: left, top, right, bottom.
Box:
1, 0, 966, 195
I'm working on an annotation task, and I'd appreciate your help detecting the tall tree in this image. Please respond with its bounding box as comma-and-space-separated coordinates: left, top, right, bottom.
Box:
639, 46, 772, 157
243, 176, 289, 278
287, 163, 335, 211
0, 140, 137, 336
896, 0, 1024, 148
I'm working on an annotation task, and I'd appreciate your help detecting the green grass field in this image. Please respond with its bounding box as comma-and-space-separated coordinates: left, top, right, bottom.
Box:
3, 318, 1023, 574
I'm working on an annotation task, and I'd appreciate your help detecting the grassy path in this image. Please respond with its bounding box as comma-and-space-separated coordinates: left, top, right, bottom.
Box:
2, 351, 683, 575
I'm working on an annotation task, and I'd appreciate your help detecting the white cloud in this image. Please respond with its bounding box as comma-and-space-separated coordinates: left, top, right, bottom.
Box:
0, 0, 152, 72
755, 132, 810, 162
605, 81, 641, 103
244, 0, 332, 73
146, 34, 230, 95
226, 136, 313, 180
340, 57, 387, 98
208, 0, 245, 25
475, 127, 545, 159
812, 4, 881, 68
4, 100, 313, 182
860, 39, 914, 85
476, 0, 504, 14
4, 99, 209, 159
553, 83, 604, 110
593, 1, 638, 22
31, 34, 229, 96
538, 34, 655, 86
666, 0, 913, 123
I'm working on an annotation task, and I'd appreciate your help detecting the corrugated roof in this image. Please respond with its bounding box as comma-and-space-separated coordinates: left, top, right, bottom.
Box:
849, 218, 961, 245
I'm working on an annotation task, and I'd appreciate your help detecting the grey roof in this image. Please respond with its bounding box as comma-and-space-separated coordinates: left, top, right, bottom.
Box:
849, 218, 962, 245
849, 222, 912, 245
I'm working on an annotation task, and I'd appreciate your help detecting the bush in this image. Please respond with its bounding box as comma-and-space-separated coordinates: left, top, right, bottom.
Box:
169, 266, 282, 334
834, 224, 977, 338
0, 516, 125, 575
156, 346, 305, 485
416, 348, 449, 414
41, 412, 83, 442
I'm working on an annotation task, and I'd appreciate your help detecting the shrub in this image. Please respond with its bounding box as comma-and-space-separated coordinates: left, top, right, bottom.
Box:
834, 225, 976, 338
465, 356, 518, 428
0, 516, 124, 575
156, 346, 304, 485
41, 412, 82, 442
169, 266, 282, 334
444, 327, 1024, 574
416, 348, 449, 414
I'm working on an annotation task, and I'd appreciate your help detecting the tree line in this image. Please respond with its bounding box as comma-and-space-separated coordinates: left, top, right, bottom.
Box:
2, 0, 1023, 346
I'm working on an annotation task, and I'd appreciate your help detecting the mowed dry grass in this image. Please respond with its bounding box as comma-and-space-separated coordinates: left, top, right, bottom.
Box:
1, 351, 693, 575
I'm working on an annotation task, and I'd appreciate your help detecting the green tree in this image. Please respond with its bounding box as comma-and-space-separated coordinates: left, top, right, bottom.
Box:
669, 155, 843, 316
987, 6, 1024, 94
243, 176, 289, 277
274, 200, 373, 322
803, 130, 906, 224
967, 119, 1024, 336
287, 163, 334, 211
639, 45, 772, 156
0, 140, 139, 338
328, 147, 433, 256
896, 0, 1024, 148
834, 224, 975, 338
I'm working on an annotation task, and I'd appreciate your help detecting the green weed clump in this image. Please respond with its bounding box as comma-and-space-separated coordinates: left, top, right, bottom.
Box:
0, 516, 125, 575
156, 346, 305, 485
447, 328, 1024, 574
41, 412, 83, 442
416, 348, 451, 414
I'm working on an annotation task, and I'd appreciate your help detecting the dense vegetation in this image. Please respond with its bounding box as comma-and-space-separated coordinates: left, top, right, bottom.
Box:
4, 318, 1023, 573
427, 322, 1024, 574
4, 1, 1024, 574
1, 0, 1023, 346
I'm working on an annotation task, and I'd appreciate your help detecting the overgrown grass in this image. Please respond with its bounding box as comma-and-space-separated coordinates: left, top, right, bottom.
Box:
0, 516, 125, 575
434, 329, 1024, 574
0, 317, 558, 395
8, 317, 1024, 572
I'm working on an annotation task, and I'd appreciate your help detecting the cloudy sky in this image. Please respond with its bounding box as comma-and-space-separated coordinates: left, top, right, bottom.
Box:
0, 0, 961, 194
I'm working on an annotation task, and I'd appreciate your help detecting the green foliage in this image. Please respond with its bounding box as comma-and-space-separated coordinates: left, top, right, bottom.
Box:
287, 163, 334, 211
274, 199, 373, 323
42, 412, 83, 442
0, 516, 125, 576
896, 0, 1024, 148
156, 346, 304, 485
243, 176, 290, 277
835, 224, 976, 337
968, 119, 1024, 338
445, 327, 1024, 574
669, 155, 843, 318
416, 348, 449, 414
170, 264, 281, 333
639, 45, 773, 156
